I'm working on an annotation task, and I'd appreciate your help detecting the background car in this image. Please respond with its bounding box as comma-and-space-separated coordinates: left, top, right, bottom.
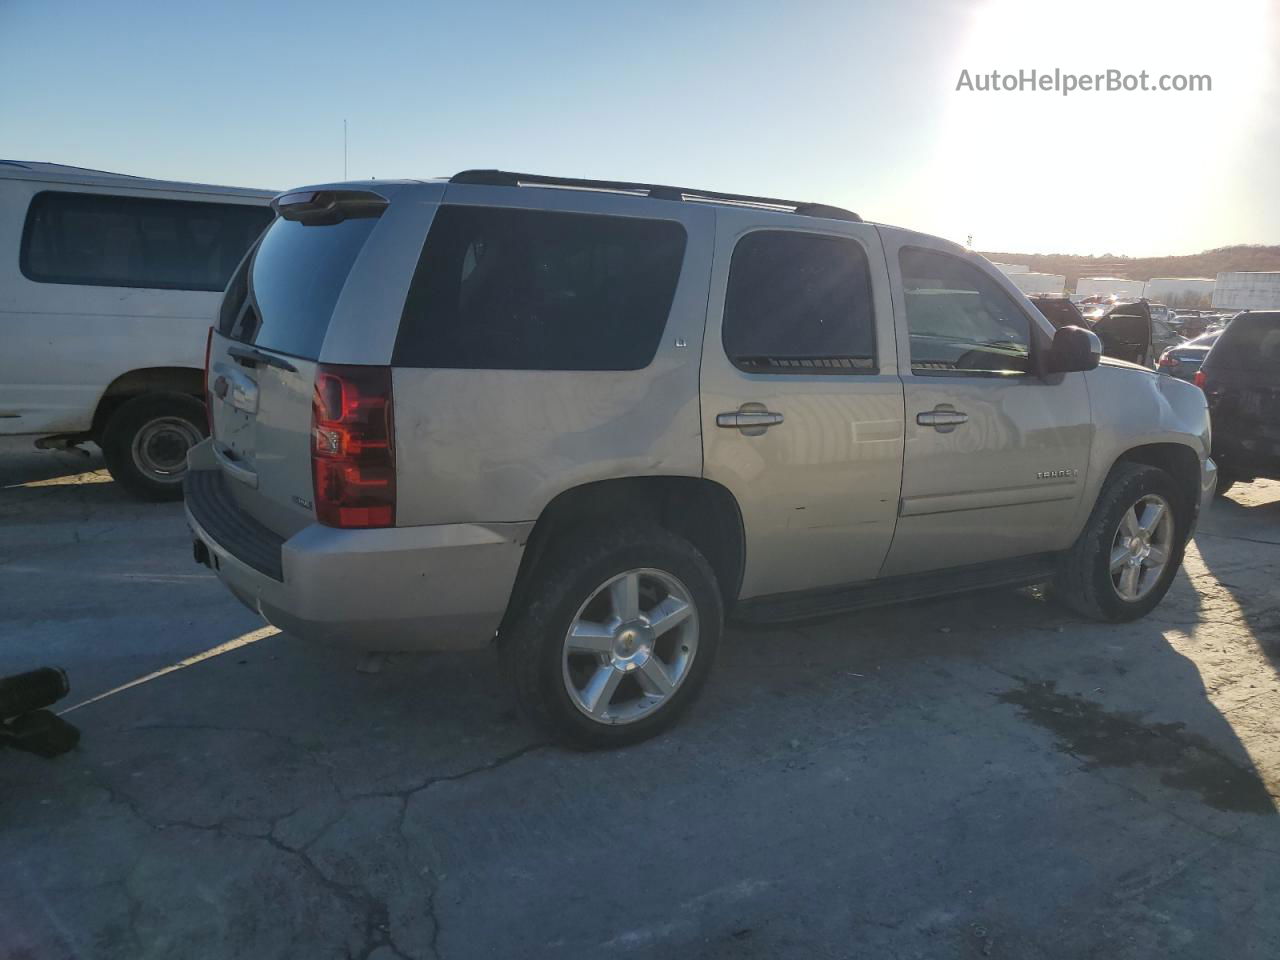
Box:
1196, 311, 1280, 495
1090, 300, 1186, 367
1028, 294, 1086, 330
1158, 330, 1221, 381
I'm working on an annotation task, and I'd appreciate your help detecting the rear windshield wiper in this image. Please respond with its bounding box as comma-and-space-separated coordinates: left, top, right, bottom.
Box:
228, 343, 297, 373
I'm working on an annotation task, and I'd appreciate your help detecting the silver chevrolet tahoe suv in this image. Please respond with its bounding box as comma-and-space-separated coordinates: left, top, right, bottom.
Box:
186, 170, 1217, 748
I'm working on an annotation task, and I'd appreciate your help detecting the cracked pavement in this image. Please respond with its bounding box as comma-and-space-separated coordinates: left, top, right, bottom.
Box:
2, 438, 1279, 959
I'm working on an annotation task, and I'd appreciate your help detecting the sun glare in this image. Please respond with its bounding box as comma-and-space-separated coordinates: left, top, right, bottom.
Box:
928, 0, 1273, 254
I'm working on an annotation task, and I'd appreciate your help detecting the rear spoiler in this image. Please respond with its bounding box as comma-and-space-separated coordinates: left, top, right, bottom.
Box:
272, 189, 388, 225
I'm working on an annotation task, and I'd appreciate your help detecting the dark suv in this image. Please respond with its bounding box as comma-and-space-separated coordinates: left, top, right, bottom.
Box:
1197, 311, 1280, 495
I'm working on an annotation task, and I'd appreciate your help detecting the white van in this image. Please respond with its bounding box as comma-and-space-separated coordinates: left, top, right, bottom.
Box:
0, 160, 274, 498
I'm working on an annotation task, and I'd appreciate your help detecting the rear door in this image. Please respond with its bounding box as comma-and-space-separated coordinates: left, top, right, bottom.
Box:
207, 188, 418, 536
879, 232, 1092, 576
700, 213, 904, 599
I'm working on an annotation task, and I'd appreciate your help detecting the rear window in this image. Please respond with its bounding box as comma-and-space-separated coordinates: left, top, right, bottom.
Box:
394, 205, 687, 370
1205, 313, 1280, 372
21, 191, 272, 292
225, 216, 378, 360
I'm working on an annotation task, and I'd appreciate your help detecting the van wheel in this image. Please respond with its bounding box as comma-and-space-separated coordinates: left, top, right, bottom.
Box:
501, 527, 722, 749
1054, 463, 1187, 622
101, 393, 207, 502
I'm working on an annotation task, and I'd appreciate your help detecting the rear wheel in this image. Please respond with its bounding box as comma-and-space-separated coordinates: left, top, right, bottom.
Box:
101, 393, 207, 501
501, 526, 722, 748
1055, 463, 1187, 622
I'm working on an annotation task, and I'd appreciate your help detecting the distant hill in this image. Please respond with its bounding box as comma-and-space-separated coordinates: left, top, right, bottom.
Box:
976, 244, 1280, 291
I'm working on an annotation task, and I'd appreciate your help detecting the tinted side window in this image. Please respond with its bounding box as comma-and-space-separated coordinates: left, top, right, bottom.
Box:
21, 191, 273, 292
722, 231, 875, 373
899, 248, 1032, 376
394, 206, 687, 371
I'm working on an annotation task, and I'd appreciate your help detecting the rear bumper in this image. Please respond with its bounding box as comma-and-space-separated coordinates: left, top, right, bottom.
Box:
184, 461, 531, 652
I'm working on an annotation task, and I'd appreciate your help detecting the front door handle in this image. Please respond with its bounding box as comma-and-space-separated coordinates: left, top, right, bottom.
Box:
916, 406, 969, 433
717, 404, 784, 436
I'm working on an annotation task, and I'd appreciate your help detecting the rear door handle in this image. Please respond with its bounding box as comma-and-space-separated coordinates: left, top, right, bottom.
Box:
717, 405, 784, 436
916, 407, 969, 432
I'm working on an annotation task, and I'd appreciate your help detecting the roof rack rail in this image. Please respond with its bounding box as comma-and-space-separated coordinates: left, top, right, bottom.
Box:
448, 170, 862, 222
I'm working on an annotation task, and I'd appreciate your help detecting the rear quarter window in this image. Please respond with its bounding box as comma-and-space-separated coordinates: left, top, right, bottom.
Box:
393, 205, 687, 371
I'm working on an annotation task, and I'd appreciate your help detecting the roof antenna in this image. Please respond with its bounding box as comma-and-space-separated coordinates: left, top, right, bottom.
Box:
343, 119, 348, 180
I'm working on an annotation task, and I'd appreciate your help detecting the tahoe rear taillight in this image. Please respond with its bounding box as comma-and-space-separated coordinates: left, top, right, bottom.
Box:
1193, 370, 1207, 389
311, 365, 395, 528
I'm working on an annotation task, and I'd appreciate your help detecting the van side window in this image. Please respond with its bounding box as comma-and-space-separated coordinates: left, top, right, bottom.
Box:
394, 206, 687, 371
20, 191, 273, 292
722, 231, 876, 373
899, 248, 1032, 376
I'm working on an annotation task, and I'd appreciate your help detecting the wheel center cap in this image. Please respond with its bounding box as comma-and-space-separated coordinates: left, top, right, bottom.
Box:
612, 620, 654, 670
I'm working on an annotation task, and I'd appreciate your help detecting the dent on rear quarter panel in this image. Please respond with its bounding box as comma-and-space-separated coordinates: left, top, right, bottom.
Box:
1069, 364, 1209, 533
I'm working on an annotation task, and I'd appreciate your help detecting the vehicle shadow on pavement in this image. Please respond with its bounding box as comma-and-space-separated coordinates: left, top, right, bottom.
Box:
4, 567, 1279, 958
1188, 481, 1280, 682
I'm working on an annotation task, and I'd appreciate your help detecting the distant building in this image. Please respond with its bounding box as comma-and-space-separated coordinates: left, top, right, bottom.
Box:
991, 262, 1030, 275
1143, 277, 1215, 308
1213, 272, 1280, 310
1009, 272, 1066, 296
1076, 277, 1145, 300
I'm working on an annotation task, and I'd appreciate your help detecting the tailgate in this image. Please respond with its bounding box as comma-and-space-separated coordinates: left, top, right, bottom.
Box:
208, 332, 318, 537
208, 195, 383, 537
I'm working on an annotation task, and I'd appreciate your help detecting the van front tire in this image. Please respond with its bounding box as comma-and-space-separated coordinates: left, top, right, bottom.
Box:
501, 526, 722, 749
101, 393, 207, 502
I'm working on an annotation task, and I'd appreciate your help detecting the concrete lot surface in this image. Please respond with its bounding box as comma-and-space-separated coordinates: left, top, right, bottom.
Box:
2, 437, 1279, 959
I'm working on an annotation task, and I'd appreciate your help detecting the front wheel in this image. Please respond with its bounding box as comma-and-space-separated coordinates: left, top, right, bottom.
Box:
501, 527, 723, 748
101, 393, 207, 501
1055, 463, 1187, 622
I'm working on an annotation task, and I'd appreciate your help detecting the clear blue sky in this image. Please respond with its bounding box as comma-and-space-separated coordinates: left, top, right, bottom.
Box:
2, 0, 1276, 256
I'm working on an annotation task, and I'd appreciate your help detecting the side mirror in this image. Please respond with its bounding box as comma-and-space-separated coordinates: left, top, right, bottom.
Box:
1047, 325, 1101, 374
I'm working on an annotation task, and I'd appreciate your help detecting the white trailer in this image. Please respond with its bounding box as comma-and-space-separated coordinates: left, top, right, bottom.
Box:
1009, 272, 1066, 295
1077, 277, 1146, 300
1212, 272, 1280, 310
990, 262, 1029, 275
1143, 277, 1215, 307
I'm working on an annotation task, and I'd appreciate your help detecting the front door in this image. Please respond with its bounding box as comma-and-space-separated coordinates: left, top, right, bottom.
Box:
879, 234, 1093, 577
700, 214, 905, 600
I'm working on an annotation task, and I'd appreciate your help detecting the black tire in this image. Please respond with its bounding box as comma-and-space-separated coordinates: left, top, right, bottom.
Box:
100, 393, 207, 502
1213, 473, 1237, 498
500, 526, 723, 749
1054, 463, 1188, 622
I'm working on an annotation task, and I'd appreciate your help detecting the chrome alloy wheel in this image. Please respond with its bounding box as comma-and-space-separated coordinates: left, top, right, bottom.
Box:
562, 568, 699, 725
1109, 493, 1175, 602
130, 416, 202, 482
